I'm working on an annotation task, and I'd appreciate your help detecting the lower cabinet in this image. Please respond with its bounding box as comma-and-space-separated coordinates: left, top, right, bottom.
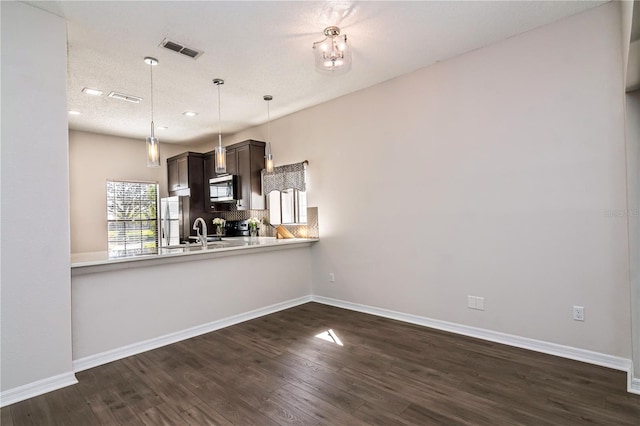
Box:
203, 139, 265, 211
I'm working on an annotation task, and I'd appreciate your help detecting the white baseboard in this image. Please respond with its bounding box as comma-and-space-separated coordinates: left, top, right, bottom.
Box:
311, 295, 639, 394
72, 295, 312, 373
0, 372, 77, 408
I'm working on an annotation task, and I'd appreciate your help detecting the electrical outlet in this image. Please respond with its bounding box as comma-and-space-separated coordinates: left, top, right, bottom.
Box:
573, 305, 585, 321
329, 273, 335, 283
467, 295, 485, 311
467, 295, 476, 309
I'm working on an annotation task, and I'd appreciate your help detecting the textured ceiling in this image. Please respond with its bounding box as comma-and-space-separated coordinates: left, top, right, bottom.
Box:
27, 0, 606, 145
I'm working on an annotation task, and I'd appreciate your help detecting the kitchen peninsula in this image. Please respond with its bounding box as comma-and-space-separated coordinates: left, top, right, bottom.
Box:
71, 236, 318, 372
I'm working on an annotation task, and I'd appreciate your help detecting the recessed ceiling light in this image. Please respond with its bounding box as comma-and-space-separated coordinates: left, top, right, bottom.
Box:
68, 110, 81, 115
108, 91, 142, 103
157, 126, 168, 130
81, 87, 103, 96
182, 111, 198, 117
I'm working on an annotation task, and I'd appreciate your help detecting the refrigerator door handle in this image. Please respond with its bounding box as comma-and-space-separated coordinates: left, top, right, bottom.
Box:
163, 202, 170, 245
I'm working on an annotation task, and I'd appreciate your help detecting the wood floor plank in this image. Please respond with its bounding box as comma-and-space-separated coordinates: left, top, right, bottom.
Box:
139, 402, 185, 426
0, 405, 15, 426
84, 387, 145, 425
178, 402, 235, 425
4, 302, 639, 425
352, 401, 414, 426
44, 385, 100, 426
189, 379, 281, 426
230, 381, 320, 426
400, 402, 471, 426
273, 383, 369, 425
8, 395, 56, 426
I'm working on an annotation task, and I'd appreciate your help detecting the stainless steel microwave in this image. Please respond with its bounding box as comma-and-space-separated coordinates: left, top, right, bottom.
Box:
209, 175, 238, 202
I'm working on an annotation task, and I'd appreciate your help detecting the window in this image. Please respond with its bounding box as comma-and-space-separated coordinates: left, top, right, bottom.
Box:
263, 161, 308, 225
268, 189, 307, 225
107, 180, 158, 256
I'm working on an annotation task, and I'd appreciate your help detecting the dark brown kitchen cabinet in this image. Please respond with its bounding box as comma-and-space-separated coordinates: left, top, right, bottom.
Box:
167, 152, 204, 196
203, 140, 265, 211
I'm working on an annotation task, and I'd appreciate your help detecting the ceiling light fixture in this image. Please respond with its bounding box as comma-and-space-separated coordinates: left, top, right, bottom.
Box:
144, 56, 160, 168
312, 26, 351, 74
81, 87, 103, 96
108, 91, 142, 103
182, 111, 198, 117
68, 110, 81, 115
213, 78, 226, 174
263, 95, 274, 173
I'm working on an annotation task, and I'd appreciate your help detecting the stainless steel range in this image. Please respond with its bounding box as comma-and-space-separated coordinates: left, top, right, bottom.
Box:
224, 220, 251, 237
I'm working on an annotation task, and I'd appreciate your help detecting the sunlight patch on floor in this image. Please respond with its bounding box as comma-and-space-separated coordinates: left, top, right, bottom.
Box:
315, 328, 344, 346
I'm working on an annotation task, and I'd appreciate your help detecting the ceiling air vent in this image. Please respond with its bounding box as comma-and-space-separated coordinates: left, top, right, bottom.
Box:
159, 38, 203, 59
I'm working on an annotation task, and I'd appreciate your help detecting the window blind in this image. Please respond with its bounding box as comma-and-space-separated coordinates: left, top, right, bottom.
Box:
106, 180, 158, 256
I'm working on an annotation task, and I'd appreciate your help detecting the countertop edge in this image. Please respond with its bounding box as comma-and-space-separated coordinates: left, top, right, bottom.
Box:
71, 238, 318, 276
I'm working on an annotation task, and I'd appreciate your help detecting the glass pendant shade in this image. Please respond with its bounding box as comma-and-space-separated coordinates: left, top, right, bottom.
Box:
264, 95, 274, 173
215, 140, 226, 174
146, 135, 160, 167
265, 154, 274, 173
213, 78, 226, 174
313, 26, 351, 74
144, 56, 160, 167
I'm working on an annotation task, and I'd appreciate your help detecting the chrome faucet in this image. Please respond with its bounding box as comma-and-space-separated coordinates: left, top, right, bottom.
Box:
193, 217, 208, 247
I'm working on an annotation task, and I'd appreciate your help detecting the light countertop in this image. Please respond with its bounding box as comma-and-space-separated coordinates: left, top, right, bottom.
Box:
71, 237, 318, 275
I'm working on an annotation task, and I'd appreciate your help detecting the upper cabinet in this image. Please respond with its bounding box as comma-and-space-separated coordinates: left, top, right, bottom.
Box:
203, 140, 265, 210
167, 152, 204, 196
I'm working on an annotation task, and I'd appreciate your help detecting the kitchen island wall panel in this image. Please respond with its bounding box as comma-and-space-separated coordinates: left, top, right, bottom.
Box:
71, 245, 312, 362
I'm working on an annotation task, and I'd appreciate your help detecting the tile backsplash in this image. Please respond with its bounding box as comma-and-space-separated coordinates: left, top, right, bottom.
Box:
213, 207, 319, 238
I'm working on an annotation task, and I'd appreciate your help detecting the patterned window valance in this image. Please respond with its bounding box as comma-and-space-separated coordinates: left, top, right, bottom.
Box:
263, 161, 306, 194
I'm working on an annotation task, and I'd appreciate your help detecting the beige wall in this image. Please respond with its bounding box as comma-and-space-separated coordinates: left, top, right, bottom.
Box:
69, 130, 209, 253
233, 3, 632, 358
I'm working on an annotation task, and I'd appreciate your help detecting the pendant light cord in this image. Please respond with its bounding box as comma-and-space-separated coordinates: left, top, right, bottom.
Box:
217, 83, 222, 147
267, 99, 270, 146
150, 63, 155, 137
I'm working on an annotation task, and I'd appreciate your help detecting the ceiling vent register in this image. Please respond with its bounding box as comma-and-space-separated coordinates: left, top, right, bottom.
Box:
159, 38, 203, 59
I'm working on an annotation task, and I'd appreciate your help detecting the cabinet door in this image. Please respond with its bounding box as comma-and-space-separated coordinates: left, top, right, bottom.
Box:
250, 144, 266, 209
203, 152, 215, 209
225, 148, 237, 176
168, 159, 180, 192
177, 156, 189, 189
203, 152, 215, 182
236, 146, 251, 210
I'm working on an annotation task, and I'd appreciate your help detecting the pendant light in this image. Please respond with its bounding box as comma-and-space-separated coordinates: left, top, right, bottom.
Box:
264, 95, 274, 173
213, 78, 226, 174
312, 26, 351, 74
144, 56, 160, 167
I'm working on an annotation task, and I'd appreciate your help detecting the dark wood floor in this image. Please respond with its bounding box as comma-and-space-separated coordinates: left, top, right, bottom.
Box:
2, 302, 639, 425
